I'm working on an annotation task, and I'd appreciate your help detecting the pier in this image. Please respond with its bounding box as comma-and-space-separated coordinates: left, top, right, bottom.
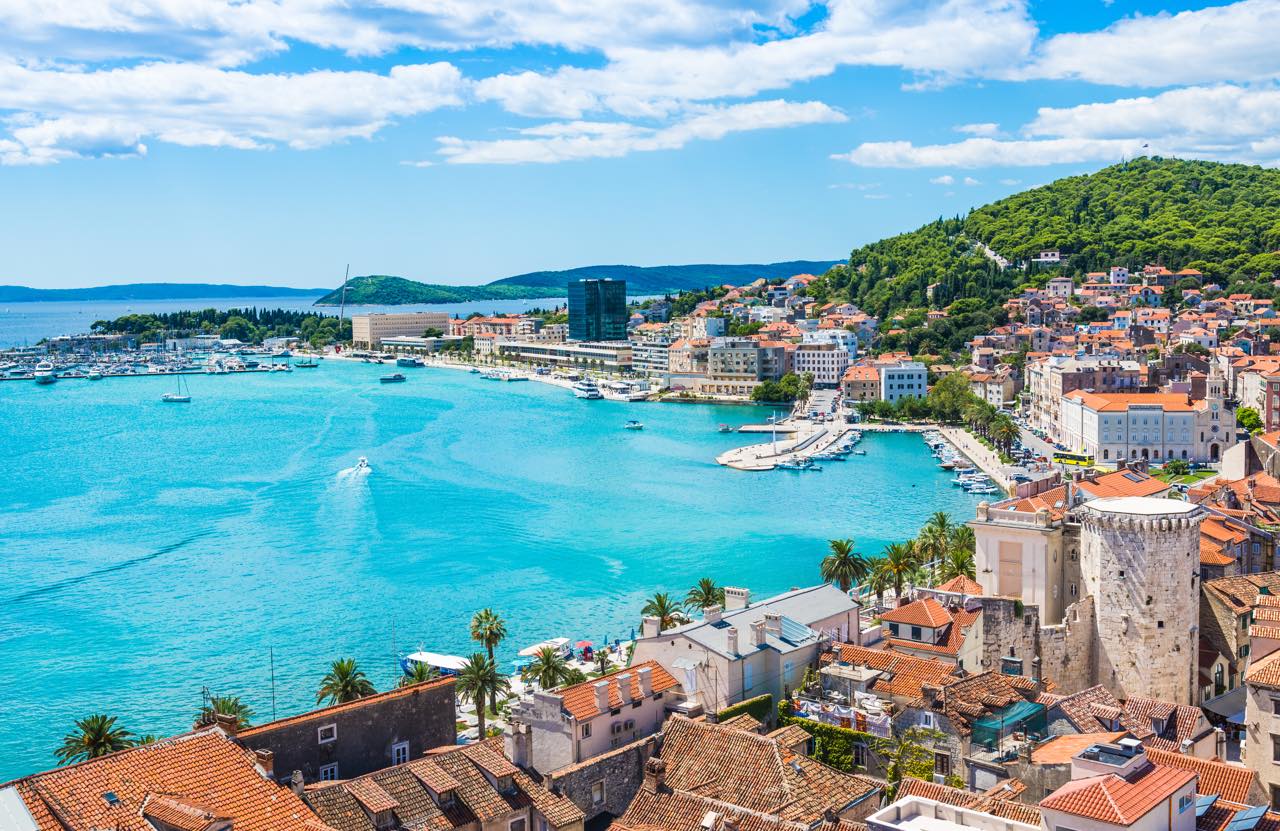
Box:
716, 419, 857, 471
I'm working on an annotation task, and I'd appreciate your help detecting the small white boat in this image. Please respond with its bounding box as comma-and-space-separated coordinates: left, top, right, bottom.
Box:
356, 456, 370, 473
718, 424, 734, 433
161, 374, 192, 403
518, 637, 571, 658
624, 420, 644, 430
87, 370, 103, 381
573, 380, 602, 400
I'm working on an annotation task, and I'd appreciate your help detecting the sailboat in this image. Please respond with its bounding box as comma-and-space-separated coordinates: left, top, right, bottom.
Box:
162, 374, 192, 403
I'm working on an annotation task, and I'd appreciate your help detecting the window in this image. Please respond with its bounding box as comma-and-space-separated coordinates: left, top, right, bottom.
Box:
1271, 734, 1280, 764
888, 623, 900, 637
391, 741, 410, 766
581, 722, 592, 738
910, 626, 922, 641
624, 719, 635, 731
591, 781, 606, 806
934, 752, 951, 777
319, 763, 339, 781
1272, 785, 1280, 812
920, 711, 936, 729
510, 819, 527, 831
1179, 795, 1194, 814
744, 663, 754, 691
317, 724, 337, 744
852, 743, 868, 769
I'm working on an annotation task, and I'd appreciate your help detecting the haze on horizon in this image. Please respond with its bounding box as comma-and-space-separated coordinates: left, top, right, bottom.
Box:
1, 0, 1278, 290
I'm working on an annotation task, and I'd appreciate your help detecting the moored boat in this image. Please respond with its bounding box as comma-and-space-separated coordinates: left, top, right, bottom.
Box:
380, 373, 407, 383
572, 379, 602, 399
396, 357, 424, 368
33, 361, 57, 384
624, 420, 644, 430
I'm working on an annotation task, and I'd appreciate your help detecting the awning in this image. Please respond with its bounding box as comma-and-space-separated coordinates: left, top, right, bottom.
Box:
1202, 687, 1247, 724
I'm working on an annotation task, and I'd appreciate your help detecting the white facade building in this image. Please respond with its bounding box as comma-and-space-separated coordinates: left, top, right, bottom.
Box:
793, 342, 850, 387
879, 360, 927, 403
352, 312, 452, 349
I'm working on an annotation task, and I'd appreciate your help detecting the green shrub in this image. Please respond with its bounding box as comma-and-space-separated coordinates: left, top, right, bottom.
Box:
776, 699, 876, 772
719, 694, 774, 726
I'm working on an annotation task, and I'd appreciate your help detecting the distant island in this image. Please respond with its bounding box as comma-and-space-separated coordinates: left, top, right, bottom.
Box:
312, 260, 841, 306
0, 283, 328, 303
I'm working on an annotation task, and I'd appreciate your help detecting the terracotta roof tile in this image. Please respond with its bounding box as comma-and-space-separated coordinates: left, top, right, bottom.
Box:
897, 777, 1042, 825
1143, 749, 1256, 803
1031, 733, 1127, 765
881, 598, 953, 628
3, 727, 325, 831
823, 644, 956, 700
238, 678, 454, 738
933, 576, 984, 595
1039, 765, 1196, 824
1247, 650, 1280, 689
557, 661, 681, 721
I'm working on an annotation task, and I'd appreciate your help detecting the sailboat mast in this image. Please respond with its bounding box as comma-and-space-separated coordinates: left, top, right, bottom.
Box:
338, 264, 350, 333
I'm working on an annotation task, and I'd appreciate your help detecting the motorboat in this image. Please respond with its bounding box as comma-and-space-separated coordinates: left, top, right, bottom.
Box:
718, 424, 734, 433
776, 458, 821, 471
295, 357, 319, 368
87, 370, 103, 381
572, 380, 602, 400
380, 373, 407, 383
624, 420, 644, 430
356, 456, 370, 472
518, 637, 571, 659
33, 361, 57, 384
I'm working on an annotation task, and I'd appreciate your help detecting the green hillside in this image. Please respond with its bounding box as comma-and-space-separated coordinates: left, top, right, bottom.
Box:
313, 275, 565, 305
487, 260, 840, 293
817, 158, 1280, 318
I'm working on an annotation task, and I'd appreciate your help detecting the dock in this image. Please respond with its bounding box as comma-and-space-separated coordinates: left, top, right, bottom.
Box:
716, 421, 857, 471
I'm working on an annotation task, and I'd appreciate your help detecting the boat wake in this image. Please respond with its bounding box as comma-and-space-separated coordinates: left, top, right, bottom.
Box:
336, 456, 373, 482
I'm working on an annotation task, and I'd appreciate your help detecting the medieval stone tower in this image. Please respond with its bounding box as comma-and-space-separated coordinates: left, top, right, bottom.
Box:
1079, 496, 1205, 705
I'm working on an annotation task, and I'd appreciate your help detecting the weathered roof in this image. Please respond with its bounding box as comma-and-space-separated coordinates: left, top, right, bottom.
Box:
822, 643, 956, 701
1143, 749, 1257, 803
1039, 765, 1196, 825
896, 777, 1042, 825
238, 678, 454, 738
648, 585, 854, 658
0, 727, 325, 831
557, 660, 680, 721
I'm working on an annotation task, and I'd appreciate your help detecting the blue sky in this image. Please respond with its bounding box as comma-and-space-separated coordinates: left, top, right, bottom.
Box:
0, 0, 1277, 289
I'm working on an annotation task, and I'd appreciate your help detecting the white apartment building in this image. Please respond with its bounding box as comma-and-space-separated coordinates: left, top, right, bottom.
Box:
495, 340, 632, 371
801, 328, 860, 357
630, 340, 671, 377
352, 312, 452, 349
879, 360, 927, 403
793, 342, 850, 387
747, 306, 789, 324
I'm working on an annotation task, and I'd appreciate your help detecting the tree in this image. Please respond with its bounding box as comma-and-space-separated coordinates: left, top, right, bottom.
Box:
641, 592, 685, 631
939, 548, 977, 582
876, 542, 919, 604
820, 538, 870, 592
468, 608, 507, 724
864, 557, 891, 608
991, 415, 1019, 454
523, 646, 573, 691
949, 525, 975, 560
875, 726, 947, 800
399, 661, 440, 687
56, 714, 134, 764
456, 653, 508, 739
925, 373, 973, 422
1238, 406, 1264, 434
684, 578, 725, 612
218, 315, 256, 342
915, 513, 954, 575
423, 327, 445, 338
594, 650, 614, 676
1163, 458, 1191, 477
316, 658, 376, 705
198, 695, 254, 729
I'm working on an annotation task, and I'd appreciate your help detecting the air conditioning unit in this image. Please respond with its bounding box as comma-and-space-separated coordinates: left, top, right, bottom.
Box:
933, 774, 947, 785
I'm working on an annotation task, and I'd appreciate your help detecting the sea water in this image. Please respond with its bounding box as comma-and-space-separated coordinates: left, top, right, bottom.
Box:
0, 361, 980, 777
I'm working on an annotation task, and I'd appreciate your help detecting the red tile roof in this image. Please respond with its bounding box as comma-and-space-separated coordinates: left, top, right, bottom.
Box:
1039, 765, 1196, 824
823, 644, 957, 700
881, 597, 953, 628
1143, 749, 1256, 803
4, 727, 325, 831
933, 576, 984, 595
238, 678, 455, 738
557, 660, 680, 721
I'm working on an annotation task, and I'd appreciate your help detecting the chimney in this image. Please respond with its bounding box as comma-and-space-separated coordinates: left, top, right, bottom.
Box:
726, 627, 739, 655
593, 681, 611, 712
750, 620, 767, 647
505, 722, 531, 768
704, 604, 722, 624
724, 587, 750, 611
214, 713, 239, 736
637, 666, 653, 696
764, 613, 782, 637
641, 616, 661, 638
616, 673, 633, 704
290, 770, 304, 796
253, 748, 274, 777
642, 758, 666, 794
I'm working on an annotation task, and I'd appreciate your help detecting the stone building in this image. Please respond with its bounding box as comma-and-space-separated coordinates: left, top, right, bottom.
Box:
236, 677, 457, 784
970, 494, 1206, 705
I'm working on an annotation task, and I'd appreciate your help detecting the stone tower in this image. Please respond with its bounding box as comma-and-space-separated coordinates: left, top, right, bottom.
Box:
1079, 497, 1204, 705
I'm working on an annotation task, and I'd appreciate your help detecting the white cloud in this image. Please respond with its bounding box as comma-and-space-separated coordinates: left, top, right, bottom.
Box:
0, 60, 465, 164
928, 175, 954, 185
1025, 0, 1280, 87
963, 176, 981, 185
828, 182, 881, 190
835, 84, 1280, 168
955, 122, 999, 137
999, 178, 1021, 185
429, 99, 845, 164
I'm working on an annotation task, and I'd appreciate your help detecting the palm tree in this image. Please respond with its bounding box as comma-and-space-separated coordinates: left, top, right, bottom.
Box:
524, 645, 573, 690
940, 548, 977, 582
316, 658, 376, 705
594, 650, 614, 676
820, 538, 870, 592
457, 653, 508, 739
915, 513, 954, 581
877, 541, 919, 604
864, 556, 891, 609
991, 415, 1019, 454
949, 525, 975, 558
641, 592, 685, 631
469, 608, 508, 717
56, 714, 134, 764
399, 660, 440, 688
684, 578, 725, 613
198, 695, 254, 729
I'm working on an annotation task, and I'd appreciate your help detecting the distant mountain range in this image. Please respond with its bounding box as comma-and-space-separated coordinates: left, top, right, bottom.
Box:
311, 260, 841, 305
0, 283, 327, 302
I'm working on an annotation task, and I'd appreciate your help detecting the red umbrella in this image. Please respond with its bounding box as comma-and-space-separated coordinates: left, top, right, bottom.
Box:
575, 640, 594, 648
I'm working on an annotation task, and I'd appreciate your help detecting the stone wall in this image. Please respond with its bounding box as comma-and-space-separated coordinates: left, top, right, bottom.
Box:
237, 678, 457, 784
1080, 503, 1204, 705
1038, 595, 1096, 695
546, 735, 658, 823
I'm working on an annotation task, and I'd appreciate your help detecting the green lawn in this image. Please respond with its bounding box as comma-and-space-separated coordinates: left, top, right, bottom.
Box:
1151, 468, 1217, 485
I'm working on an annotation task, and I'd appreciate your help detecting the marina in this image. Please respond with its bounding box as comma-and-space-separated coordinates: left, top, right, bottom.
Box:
0, 359, 982, 778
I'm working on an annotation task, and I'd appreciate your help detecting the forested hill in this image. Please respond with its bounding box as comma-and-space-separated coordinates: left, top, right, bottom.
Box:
816, 158, 1280, 318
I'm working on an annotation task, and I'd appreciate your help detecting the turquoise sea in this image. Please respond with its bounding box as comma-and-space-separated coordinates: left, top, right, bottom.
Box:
0, 362, 980, 778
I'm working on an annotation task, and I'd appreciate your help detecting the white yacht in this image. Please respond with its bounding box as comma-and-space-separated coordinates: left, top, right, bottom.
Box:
33, 361, 57, 384
572, 379, 602, 399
